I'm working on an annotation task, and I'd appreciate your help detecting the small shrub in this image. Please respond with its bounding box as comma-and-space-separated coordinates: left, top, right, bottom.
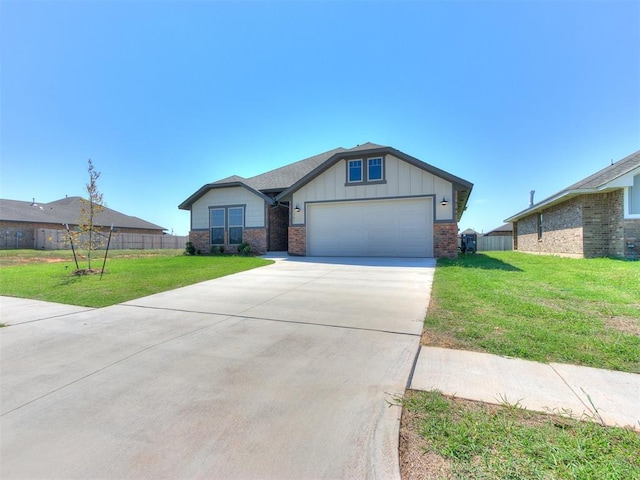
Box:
184, 241, 196, 256
237, 242, 251, 256
210, 245, 225, 255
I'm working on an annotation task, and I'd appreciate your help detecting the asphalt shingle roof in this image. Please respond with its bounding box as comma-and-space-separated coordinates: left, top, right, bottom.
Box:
0, 197, 165, 231
505, 149, 640, 222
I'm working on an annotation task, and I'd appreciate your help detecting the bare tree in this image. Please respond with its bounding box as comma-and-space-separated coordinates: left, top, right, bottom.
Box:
71, 159, 106, 271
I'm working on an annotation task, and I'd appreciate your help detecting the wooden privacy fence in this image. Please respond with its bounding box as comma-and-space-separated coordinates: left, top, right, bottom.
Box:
475, 236, 513, 252
35, 229, 189, 250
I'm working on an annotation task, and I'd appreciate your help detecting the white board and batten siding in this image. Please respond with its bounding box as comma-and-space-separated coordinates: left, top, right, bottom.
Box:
191, 187, 265, 229
292, 154, 450, 257
291, 154, 454, 224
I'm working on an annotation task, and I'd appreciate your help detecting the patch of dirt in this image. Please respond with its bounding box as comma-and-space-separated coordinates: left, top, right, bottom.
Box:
45, 258, 67, 263
399, 403, 453, 480
606, 316, 640, 337
420, 329, 463, 349
72, 268, 103, 276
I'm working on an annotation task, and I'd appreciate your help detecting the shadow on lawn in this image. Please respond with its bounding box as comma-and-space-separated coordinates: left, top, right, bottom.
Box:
439, 253, 523, 272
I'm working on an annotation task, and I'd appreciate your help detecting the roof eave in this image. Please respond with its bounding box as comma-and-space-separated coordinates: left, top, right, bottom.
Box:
504, 188, 604, 223
178, 182, 275, 210
276, 146, 474, 202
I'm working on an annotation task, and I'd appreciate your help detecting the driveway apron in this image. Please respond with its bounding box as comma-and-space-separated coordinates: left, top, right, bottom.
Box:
0, 256, 435, 479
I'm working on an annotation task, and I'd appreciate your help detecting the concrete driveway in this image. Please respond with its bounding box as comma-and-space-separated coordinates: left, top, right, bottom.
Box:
0, 256, 434, 479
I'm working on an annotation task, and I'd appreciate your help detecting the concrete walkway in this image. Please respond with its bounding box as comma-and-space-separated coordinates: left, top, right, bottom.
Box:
411, 346, 640, 431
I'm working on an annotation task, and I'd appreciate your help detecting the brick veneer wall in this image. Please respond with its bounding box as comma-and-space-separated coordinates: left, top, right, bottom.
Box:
189, 230, 209, 254
288, 226, 306, 256
624, 219, 640, 259
243, 228, 267, 254
267, 204, 289, 251
515, 190, 635, 258
189, 228, 267, 254
434, 223, 458, 258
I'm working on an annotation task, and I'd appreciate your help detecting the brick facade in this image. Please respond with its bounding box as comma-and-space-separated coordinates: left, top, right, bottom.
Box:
189, 228, 267, 254
434, 222, 458, 258
288, 226, 306, 256
243, 228, 267, 254
514, 189, 639, 258
267, 204, 289, 251
188, 230, 210, 254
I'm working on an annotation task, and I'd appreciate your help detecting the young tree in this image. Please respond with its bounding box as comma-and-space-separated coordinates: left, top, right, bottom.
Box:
74, 159, 106, 271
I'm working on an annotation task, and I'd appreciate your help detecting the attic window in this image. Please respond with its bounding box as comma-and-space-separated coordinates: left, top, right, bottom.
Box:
346, 157, 386, 185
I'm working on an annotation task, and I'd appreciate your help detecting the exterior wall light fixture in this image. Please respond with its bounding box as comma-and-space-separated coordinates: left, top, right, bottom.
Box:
295, 204, 301, 213
440, 197, 449, 206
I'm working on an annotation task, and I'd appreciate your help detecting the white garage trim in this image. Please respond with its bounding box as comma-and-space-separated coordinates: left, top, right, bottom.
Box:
307, 197, 433, 257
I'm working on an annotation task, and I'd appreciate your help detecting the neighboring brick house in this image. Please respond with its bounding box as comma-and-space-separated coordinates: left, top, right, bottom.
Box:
0, 196, 165, 249
179, 143, 473, 258
505, 150, 640, 259
484, 223, 513, 237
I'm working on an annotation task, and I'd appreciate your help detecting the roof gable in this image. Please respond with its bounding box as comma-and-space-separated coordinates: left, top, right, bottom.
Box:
179, 142, 474, 221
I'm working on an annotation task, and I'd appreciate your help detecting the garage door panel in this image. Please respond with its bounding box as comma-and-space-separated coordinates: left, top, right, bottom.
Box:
307, 198, 433, 257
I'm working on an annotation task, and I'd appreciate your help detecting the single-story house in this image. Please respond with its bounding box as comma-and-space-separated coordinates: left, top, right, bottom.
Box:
484, 223, 513, 237
0, 196, 165, 249
505, 149, 640, 258
179, 142, 473, 258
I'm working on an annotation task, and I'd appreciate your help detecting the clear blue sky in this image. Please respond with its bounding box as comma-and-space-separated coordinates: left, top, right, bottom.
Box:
1, 0, 639, 235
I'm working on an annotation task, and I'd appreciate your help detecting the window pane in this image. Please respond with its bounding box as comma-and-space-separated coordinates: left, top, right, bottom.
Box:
229, 207, 244, 227
348, 160, 362, 182
211, 227, 224, 245
229, 226, 243, 244
211, 209, 225, 227
368, 158, 382, 181
630, 175, 640, 214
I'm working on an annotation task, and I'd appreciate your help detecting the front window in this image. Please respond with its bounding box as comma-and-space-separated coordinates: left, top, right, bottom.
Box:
211, 208, 225, 245
368, 157, 383, 181
210, 206, 245, 245
228, 207, 244, 245
348, 159, 363, 183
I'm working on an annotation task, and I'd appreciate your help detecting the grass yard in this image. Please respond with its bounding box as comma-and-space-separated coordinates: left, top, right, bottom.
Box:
400, 390, 640, 480
0, 249, 272, 307
423, 252, 640, 373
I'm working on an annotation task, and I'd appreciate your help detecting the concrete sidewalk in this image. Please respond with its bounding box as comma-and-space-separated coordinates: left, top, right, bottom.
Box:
411, 346, 640, 431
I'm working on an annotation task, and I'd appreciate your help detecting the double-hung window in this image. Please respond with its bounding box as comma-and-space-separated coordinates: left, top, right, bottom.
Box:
211, 208, 225, 245
347, 157, 385, 184
210, 206, 244, 245
228, 207, 244, 245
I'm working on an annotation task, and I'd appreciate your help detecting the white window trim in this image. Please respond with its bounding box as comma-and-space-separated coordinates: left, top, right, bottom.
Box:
624, 185, 640, 219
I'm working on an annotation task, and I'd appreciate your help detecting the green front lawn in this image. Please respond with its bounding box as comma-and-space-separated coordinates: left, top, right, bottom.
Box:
424, 252, 640, 373
0, 249, 272, 307
400, 390, 640, 480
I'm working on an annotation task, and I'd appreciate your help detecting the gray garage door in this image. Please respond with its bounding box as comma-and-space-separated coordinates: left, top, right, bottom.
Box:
307, 197, 433, 257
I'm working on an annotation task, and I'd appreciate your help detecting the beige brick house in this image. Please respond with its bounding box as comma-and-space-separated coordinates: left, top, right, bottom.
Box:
0, 197, 165, 249
179, 143, 473, 258
505, 150, 640, 258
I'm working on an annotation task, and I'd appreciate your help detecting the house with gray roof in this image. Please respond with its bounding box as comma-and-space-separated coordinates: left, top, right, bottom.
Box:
0, 196, 165, 249
505, 149, 640, 258
179, 142, 473, 257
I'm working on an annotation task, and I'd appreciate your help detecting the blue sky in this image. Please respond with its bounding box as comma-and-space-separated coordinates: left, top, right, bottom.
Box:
1, 0, 639, 236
